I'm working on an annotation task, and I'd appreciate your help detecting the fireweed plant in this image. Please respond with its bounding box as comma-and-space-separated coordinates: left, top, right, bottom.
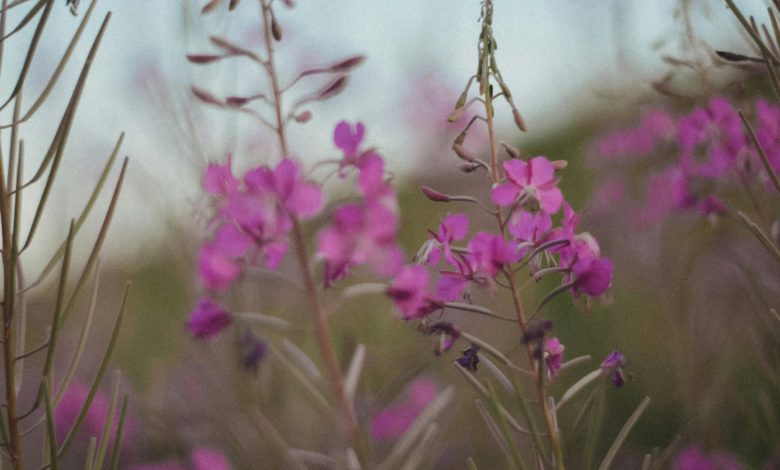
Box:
186, 0, 650, 468
0, 1, 132, 469
586, 1, 780, 466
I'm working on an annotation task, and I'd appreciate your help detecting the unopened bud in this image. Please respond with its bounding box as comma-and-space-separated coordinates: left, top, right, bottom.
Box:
512, 108, 527, 132
498, 79, 512, 100
454, 130, 467, 146
294, 110, 312, 123
330, 55, 366, 72
458, 162, 480, 173
447, 107, 465, 123
317, 76, 348, 101
191, 86, 223, 106
551, 160, 568, 170
229, 0, 241, 10
452, 143, 476, 162
271, 16, 283, 41
187, 54, 221, 64
421, 186, 450, 202
282, 0, 295, 6
501, 142, 520, 160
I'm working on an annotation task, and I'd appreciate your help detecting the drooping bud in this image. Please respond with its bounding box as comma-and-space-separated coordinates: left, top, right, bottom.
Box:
447, 107, 465, 123
512, 108, 527, 132
294, 110, 312, 123
201, 0, 224, 14
210, 36, 261, 61
500, 142, 520, 160
458, 162, 480, 173
270, 12, 283, 41
421, 186, 450, 202
191, 86, 223, 106
452, 144, 476, 162
453, 129, 467, 146
282, 0, 295, 7
187, 54, 222, 64
551, 160, 568, 170
228, 0, 241, 10
317, 76, 348, 101
329, 55, 366, 72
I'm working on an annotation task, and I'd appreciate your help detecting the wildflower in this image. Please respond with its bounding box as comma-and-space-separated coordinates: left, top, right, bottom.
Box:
637, 166, 693, 225
756, 99, 780, 173
545, 337, 565, 378
387, 265, 442, 319
492, 156, 563, 214
318, 201, 404, 285
456, 345, 480, 371
678, 97, 745, 179
243, 158, 323, 219
191, 448, 233, 470
187, 297, 232, 339
595, 109, 675, 160
424, 213, 469, 267
600, 350, 627, 387
570, 255, 613, 298
672, 446, 742, 470
372, 378, 438, 441
420, 321, 461, 355
334, 120, 366, 165
237, 330, 267, 372
204, 154, 239, 197
55, 381, 137, 454
508, 209, 552, 249
198, 241, 242, 291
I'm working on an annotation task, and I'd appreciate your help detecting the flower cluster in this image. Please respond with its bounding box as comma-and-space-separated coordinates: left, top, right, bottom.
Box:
591, 97, 780, 224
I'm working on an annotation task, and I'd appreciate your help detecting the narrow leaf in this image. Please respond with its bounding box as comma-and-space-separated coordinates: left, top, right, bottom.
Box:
556, 368, 603, 412
597, 397, 651, 470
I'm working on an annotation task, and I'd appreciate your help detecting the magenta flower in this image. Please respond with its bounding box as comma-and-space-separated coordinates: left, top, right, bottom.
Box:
508, 209, 552, 247
334, 120, 366, 165
456, 345, 481, 371
243, 158, 323, 219
198, 241, 242, 291
187, 297, 232, 339
191, 448, 233, 470
570, 255, 613, 298
492, 156, 563, 214
372, 378, 438, 441
425, 213, 469, 267
600, 350, 627, 387
672, 446, 742, 470
55, 381, 137, 455
387, 265, 442, 319
678, 97, 745, 179
637, 165, 693, 225
756, 98, 780, 173
204, 154, 239, 197
318, 201, 404, 285
595, 109, 675, 160
545, 337, 565, 378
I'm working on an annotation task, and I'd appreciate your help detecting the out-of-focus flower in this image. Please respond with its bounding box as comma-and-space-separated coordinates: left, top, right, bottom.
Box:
600, 350, 627, 387
420, 321, 461, 355
243, 158, 323, 219
456, 345, 480, 371
372, 378, 439, 441
55, 381, 137, 455
187, 297, 232, 339
595, 109, 675, 160
424, 213, 469, 268
678, 97, 745, 179
191, 448, 233, 470
334, 120, 366, 165
237, 330, 267, 372
672, 446, 743, 470
387, 265, 442, 319
570, 255, 613, 298
204, 154, 239, 197
492, 156, 563, 214
545, 337, 565, 378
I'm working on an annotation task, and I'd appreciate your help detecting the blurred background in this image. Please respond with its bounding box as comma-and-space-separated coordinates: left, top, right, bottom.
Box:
4, 0, 780, 468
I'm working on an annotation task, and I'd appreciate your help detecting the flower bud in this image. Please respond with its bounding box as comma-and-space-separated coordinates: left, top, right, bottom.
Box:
501, 142, 520, 159
453, 129, 467, 146
447, 107, 465, 123
452, 143, 476, 162
271, 17, 283, 41
458, 162, 480, 173
187, 54, 222, 64
551, 159, 568, 170
421, 186, 450, 202
294, 110, 312, 123
512, 108, 527, 132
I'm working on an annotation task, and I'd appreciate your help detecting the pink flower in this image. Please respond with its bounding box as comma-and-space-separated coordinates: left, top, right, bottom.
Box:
372, 378, 438, 441
191, 448, 233, 470
492, 156, 564, 214
334, 120, 366, 165
318, 201, 404, 285
243, 158, 323, 219
55, 381, 137, 455
198, 241, 242, 291
637, 166, 693, 225
545, 337, 565, 378
204, 154, 239, 197
595, 109, 675, 160
387, 265, 442, 319
425, 213, 469, 267
672, 446, 742, 470
187, 297, 231, 339
756, 99, 780, 172
508, 210, 552, 259
678, 97, 745, 179
570, 255, 613, 298
600, 350, 627, 387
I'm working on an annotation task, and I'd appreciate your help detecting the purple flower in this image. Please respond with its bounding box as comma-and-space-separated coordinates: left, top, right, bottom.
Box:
191, 448, 233, 470
317, 201, 404, 285
372, 378, 438, 441
421, 321, 462, 355
756, 99, 780, 173
571, 255, 613, 298
425, 213, 469, 267
237, 330, 267, 372
492, 156, 564, 214
678, 97, 745, 179
600, 350, 627, 387
456, 345, 480, 371
637, 165, 693, 225
545, 337, 565, 378
198, 241, 242, 291
672, 446, 742, 470
55, 381, 137, 455
595, 109, 675, 160
387, 265, 442, 319
334, 120, 366, 165
204, 154, 239, 197
243, 158, 323, 219
187, 297, 232, 339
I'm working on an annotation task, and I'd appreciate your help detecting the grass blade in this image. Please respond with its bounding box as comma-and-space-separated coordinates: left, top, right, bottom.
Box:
42, 379, 58, 470
107, 394, 128, 470
344, 344, 366, 403
597, 397, 651, 470
92, 371, 121, 470
555, 368, 603, 412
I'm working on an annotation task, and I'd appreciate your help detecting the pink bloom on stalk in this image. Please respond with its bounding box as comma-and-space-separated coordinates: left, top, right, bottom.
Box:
387, 265, 441, 319
243, 158, 323, 219
600, 350, 627, 387
191, 448, 233, 470
198, 242, 241, 291
570, 255, 613, 298
372, 378, 438, 441
678, 97, 745, 179
356, 151, 394, 204
508, 210, 552, 259
55, 381, 137, 454
637, 166, 693, 225
334, 120, 366, 164
672, 446, 742, 470
425, 213, 469, 267
551, 203, 601, 267
317, 201, 404, 285
492, 156, 563, 214
595, 109, 675, 160
545, 337, 565, 378
204, 154, 239, 196
187, 297, 231, 339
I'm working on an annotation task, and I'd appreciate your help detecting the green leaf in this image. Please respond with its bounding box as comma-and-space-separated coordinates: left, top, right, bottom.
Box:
597, 397, 651, 470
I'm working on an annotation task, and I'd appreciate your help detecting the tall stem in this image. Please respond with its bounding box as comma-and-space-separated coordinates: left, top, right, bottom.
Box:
480, 1, 564, 466
258, 0, 360, 452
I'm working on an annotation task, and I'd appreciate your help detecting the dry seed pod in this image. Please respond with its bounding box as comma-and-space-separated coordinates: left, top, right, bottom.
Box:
330, 55, 366, 72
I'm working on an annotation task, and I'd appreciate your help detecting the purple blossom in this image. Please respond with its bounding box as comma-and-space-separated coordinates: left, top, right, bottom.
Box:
372, 378, 438, 441
508, 209, 552, 251
318, 201, 403, 285
456, 345, 480, 371
570, 255, 613, 298
425, 213, 469, 267
492, 156, 564, 214
600, 350, 627, 387
595, 109, 675, 160
243, 158, 323, 219
672, 446, 742, 470
198, 241, 242, 291
421, 321, 462, 355
191, 448, 233, 470
637, 166, 693, 225
756, 98, 780, 173
187, 297, 232, 339
386, 265, 441, 319
678, 97, 745, 179
545, 337, 565, 378
334, 120, 366, 165
237, 330, 267, 372
204, 154, 239, 197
